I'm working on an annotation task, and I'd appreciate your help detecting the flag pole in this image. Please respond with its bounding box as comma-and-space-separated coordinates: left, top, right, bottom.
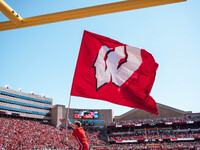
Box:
65, 95, 72, 143
66, 95, 72, 123
66, 95, 72, 131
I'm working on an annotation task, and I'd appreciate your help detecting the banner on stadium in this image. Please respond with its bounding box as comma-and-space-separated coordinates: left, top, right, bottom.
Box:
134, 124, 142, 126
116, 140, 138, 143
165, 122, 172, 125
71, 30, 159, 115
116, 124, 122, 127
5, 112, 12, 115
186, 120, 194, 124
170, 138, 194, 141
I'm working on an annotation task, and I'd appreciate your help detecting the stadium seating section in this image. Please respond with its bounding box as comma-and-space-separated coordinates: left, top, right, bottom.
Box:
0, 116, 200, 149
0, 117, 105, 149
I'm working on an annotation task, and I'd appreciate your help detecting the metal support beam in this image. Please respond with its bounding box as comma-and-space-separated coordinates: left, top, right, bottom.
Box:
0, 0, 186, 31
0, 0, 22, 25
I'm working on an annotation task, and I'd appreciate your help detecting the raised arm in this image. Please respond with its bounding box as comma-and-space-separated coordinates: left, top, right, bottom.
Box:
67, 119, 75, 129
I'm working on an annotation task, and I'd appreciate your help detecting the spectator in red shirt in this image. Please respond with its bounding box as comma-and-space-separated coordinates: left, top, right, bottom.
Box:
67, 119, 89, 150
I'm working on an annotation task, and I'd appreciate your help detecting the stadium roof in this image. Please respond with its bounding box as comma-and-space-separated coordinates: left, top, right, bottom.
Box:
114, 103, 192, 121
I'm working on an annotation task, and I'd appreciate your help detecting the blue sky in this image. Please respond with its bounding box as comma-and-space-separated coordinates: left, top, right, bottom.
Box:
0, 0, 199, 116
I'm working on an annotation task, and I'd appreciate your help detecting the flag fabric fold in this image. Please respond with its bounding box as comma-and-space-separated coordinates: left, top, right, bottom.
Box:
71, 30, 159, 115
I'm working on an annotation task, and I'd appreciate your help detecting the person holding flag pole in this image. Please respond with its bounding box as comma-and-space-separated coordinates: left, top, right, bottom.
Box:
65, 96, 89, 150
66, 118, 89, 150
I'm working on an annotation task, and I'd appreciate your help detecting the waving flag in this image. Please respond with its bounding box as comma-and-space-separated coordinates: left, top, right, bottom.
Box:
71, 30, 159, 115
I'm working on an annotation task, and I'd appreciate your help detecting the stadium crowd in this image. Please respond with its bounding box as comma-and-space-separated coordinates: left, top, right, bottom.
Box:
0, 117, 106, 149
107, 116, 200, 144
1, 116, 200, 149
107, 116, 200, 126
85, 127, 107, 146
108, 130, 200, 141
109, 142, 200, 149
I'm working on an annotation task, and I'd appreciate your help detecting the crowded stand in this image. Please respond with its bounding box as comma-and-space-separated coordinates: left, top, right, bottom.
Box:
0, 117, 78, 149
107, 116, 200, 149
1, 114, 200, 149
0, 117, 107, 149
109, 135, 121, 141
109, 142, 200, 149
121, 135, 134, 140
85, 127, 107, 146
106, 115, 200, 127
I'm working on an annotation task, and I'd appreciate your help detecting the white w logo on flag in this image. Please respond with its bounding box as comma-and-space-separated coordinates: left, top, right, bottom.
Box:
93, 45, 142, 91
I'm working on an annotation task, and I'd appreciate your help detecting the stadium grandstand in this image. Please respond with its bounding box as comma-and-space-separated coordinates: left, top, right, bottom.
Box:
0, 86, 200, 149
0, 87, 52, 122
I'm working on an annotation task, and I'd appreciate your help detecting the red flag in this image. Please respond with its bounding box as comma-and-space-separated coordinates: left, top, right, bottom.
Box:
71, 30, 159, 115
